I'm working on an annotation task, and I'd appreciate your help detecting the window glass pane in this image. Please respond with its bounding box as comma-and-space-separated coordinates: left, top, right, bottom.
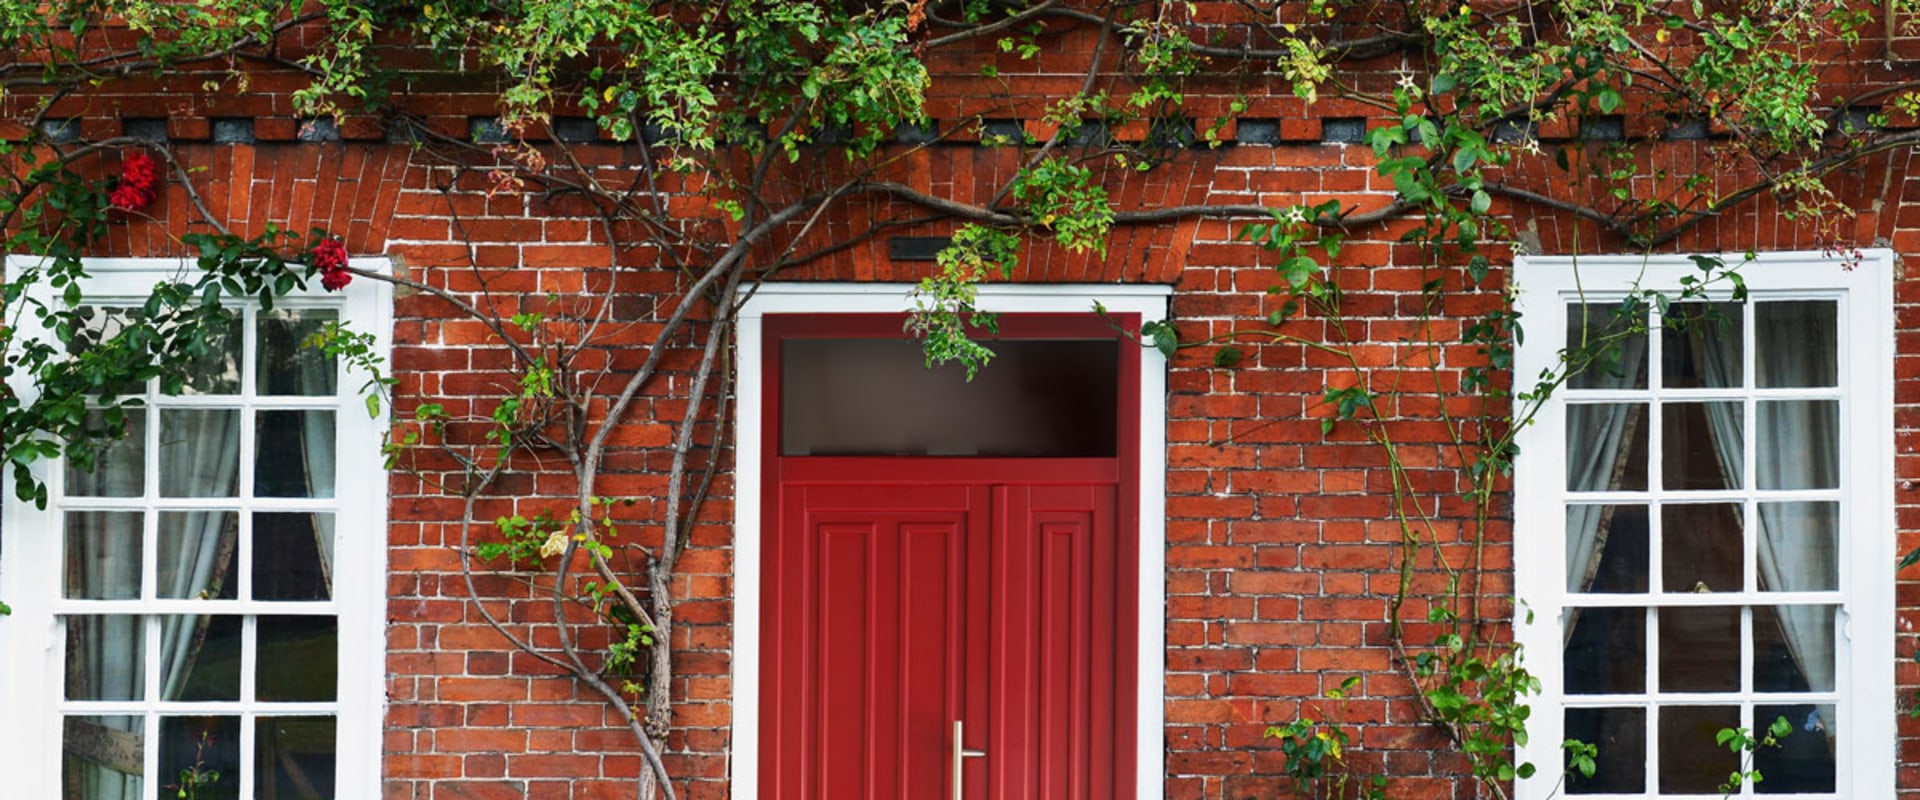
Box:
65, 309, 151, 399
160, 716, 240, 800
1566, 302, 1648, 390
1662, 402, 1741, 490
1756, 502, 1838, 592
1658, 706, 1739, 794
1566, 403, 1647, 491
1755, 301, 1837, 388
1756, 400, 1838, 490
64, 615, 144, 701
254, 513, 335, 601
255, 410, 336, 498
1754, 703, 1835, 794
63, 715, 144, 797
257, 716, 337, 798
166, 615, 241, 702
1564, 707, 1644, 794
1662, 504, 1742, 594
1566, 505, 1647, 593
65, 410, 145, 497
1659, 606, 1739, 692
65, 307, 138, 356
1754, 605, 1836, 693
157, 512, 237, 601
65, 511, 143, 599
258, 309, 339, 396
176, 315, 243, 396
1565, 607, 1644, 694
1661, 302, 1742, 389
258, 615, 339, 702
158, 410, 241, 497
781, 338, 1118, 457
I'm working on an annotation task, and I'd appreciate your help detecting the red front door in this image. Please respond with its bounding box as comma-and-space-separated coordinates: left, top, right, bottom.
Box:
760, 315, 1138, 800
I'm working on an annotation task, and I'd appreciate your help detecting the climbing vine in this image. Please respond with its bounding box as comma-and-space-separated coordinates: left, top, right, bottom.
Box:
0, 0, 1913, 798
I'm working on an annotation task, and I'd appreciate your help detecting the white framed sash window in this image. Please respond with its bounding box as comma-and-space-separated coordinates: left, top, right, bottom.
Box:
0, 258, 390, 800
1512, 251, 1894, 799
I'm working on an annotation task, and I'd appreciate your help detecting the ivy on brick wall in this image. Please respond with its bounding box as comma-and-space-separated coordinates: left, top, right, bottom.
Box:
0, 0, 1914, 798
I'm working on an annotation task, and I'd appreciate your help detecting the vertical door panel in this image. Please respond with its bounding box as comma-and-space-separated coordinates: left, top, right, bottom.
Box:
815, 524, 871, 797
992, 485, 1120, 800
765, 485, 986, 800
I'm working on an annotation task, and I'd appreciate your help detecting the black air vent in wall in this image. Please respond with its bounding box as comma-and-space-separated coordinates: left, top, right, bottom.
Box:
888, 236, 954, 261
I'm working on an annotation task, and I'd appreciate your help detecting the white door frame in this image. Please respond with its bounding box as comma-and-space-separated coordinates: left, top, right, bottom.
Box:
730, 282, 1171, 799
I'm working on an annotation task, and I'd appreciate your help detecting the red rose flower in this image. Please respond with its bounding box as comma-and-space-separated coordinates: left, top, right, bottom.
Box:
312, 238, 348, 272
320, 267, 353, 291
311, 238, 351, 291
109, 151, 161, 212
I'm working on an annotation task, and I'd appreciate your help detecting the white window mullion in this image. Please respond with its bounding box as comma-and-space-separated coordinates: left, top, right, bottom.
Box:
240, 615, 258, 800
1644, 604, 1661, 794
143, 711, 161, 800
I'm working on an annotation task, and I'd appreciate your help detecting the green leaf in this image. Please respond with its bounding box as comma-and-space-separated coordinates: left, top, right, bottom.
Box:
1470, 190, 1492, 214
1596, 86, 1623, 114
1213, 346, 1243, 368
1152, 326, 1178, 358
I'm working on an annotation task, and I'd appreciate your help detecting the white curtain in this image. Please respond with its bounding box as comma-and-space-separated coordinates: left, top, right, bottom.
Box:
65, 513, 144, 800
262, 310, 336, 592
1564, 338, 1649, 587
297, 393, 339, 590
1694, 308, 1838, 739
157, 410, 241, 702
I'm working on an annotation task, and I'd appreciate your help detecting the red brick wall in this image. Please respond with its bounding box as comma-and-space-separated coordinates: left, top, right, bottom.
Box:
32, 7, 1920, 799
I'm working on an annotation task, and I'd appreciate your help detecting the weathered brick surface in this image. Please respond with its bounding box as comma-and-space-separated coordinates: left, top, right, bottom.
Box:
30, 4, 1920, 798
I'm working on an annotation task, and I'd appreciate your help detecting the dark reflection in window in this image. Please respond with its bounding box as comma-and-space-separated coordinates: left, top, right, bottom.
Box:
258, 616, 338, 702
781, 338, 1118, 457
1662, 402, 1741, 490
1659, 606, 1740, 692
160, 715, 240, 800
169, 615, 242, 702
1662, 504, 1743, 594
1567, 505, 1648, 593
1659, 706, 1739, 794
1565, 707, 1644, 794
1662, 302, 1743, 389
1566, 302, 1648, 390
1754, 703, 1835, 794
253, 513, 334, 601
1565, 607, 1645, 694
256, 716, 337, 799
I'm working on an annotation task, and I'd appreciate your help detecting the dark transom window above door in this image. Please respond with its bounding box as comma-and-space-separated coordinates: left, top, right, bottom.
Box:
779, 334, 1120, 457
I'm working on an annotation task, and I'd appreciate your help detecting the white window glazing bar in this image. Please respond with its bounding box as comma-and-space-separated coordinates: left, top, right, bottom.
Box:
59, 701, 341, 714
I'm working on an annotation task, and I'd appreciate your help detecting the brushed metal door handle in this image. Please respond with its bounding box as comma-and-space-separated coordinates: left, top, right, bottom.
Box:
952, 719, 986, 799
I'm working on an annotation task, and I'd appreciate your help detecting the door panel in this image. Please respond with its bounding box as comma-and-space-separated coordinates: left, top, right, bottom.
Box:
992, 485, 1119, 800
766, 484, 988, 800
764, 481, 1120, 800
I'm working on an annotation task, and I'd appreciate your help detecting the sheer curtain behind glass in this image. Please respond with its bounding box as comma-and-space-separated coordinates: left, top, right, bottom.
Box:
1565, 308, 1649, 613
260, 309, 337, 588
156, 410, 241, 701
1692, 303, 1839, 739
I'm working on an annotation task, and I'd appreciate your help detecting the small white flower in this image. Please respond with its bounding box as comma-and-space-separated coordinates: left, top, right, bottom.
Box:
539, 530, 569, 559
